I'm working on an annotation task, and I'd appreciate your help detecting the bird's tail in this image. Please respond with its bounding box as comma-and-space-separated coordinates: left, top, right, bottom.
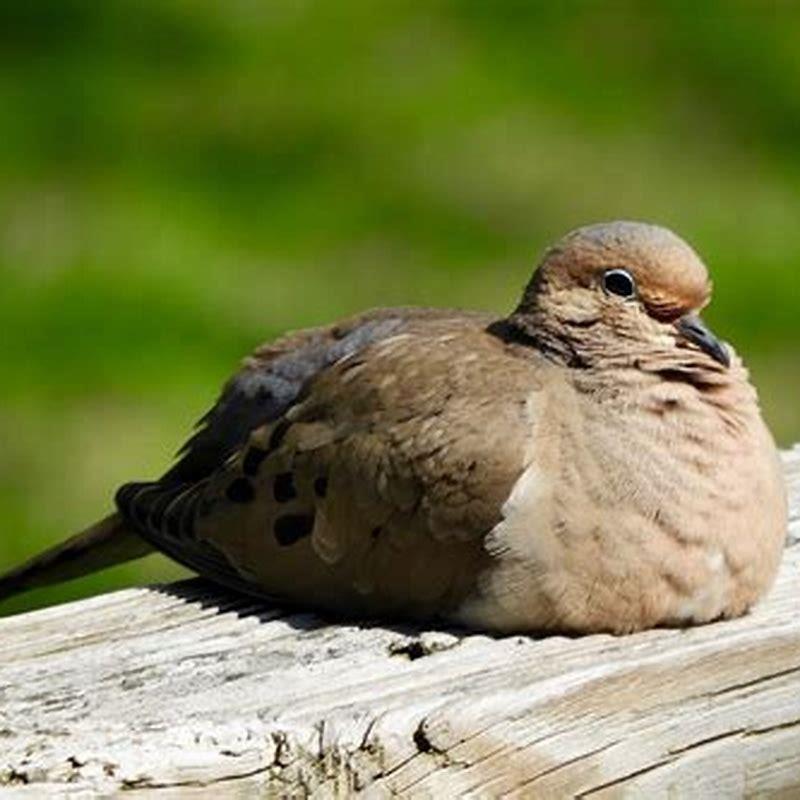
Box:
0, 514, 153, 603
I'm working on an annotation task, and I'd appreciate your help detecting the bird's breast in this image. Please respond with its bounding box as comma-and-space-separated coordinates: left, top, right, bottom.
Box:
454, 370, 787, 634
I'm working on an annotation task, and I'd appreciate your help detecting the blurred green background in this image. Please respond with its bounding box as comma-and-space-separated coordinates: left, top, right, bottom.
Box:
1, 1, 798, 616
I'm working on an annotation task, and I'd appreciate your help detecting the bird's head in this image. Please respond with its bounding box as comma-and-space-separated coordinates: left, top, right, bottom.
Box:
512, 221, 730, 370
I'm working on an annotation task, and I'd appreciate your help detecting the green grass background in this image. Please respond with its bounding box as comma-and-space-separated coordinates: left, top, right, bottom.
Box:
1, 1, 798, 616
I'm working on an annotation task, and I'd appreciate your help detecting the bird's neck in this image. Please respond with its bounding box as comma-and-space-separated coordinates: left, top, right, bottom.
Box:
502, 311, 761, 435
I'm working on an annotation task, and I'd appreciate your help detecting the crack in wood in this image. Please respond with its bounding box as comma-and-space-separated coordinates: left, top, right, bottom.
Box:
575, 756, 677, 798
503, 740, 622, 797
704, 664, 800, 699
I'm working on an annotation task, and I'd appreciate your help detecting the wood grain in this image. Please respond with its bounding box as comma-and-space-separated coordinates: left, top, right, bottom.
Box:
1, 446, 798, 798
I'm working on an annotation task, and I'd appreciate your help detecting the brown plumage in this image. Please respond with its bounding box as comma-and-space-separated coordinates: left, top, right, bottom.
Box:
0, 221, 787, 634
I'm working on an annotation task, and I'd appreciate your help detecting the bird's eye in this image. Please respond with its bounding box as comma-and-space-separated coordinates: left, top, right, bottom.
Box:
602, 268, 637, 299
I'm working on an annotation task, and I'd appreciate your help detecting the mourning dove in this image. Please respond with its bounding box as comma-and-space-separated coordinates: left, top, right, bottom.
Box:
0, 222, 787, 633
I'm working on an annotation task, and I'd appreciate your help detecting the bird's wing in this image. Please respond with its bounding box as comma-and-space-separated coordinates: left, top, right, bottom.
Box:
160, 308, 436, 485
117, 312, 542, 619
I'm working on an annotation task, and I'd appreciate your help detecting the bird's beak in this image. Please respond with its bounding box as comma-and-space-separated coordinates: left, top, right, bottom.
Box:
677, 315, 730, 367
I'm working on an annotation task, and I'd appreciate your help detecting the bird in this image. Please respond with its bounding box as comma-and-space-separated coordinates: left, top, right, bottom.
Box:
0, 221, 787, 634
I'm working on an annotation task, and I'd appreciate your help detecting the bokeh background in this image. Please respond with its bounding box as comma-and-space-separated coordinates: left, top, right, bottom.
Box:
1, 1, 798, 616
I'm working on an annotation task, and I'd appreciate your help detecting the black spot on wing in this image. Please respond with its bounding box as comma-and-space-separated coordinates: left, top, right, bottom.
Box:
226, 477, 255, 504
273, 472, 297, 503
313, 476, 328, 498
274, 514, 315, 546
242, 446, 268, 476
268, 419, 291, 453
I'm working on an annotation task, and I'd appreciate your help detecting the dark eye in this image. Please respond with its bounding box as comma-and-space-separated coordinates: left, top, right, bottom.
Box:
603, 268, 636, 298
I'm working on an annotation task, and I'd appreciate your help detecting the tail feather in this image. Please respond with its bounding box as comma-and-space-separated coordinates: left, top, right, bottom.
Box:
0, 514, 153, 603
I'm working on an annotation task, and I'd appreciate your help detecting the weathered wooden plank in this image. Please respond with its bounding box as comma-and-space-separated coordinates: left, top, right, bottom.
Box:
0, 446, 798, 797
